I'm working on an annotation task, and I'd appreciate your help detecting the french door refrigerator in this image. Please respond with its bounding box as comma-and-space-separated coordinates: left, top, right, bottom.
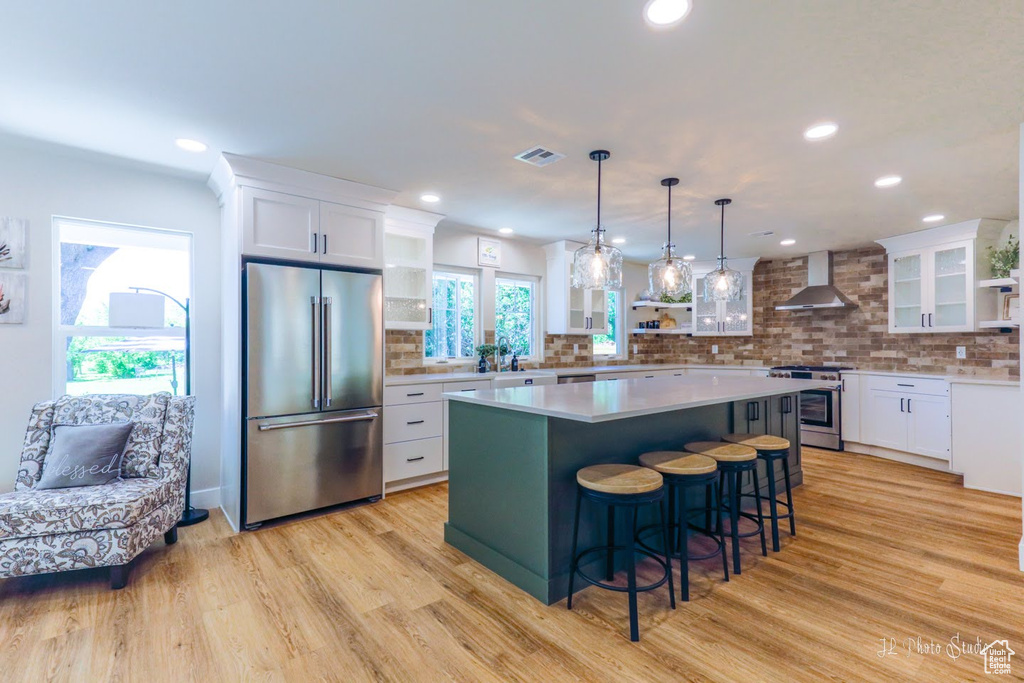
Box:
243, 260, 383, 528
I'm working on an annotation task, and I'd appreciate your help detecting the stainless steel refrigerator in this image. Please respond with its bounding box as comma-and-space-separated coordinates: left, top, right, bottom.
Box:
242, 261, 383, 528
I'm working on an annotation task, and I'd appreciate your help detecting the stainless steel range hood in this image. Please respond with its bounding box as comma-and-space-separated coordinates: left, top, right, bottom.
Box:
775, 251, 856, 310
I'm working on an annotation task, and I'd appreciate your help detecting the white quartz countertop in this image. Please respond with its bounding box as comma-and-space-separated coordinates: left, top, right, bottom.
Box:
385, 370, 554, 386
444, 375, 833, 423
843, 369, 1019, 387
385, 363, 767, 386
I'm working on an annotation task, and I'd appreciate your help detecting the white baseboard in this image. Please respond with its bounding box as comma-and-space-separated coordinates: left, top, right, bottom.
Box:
385, 472, 448, 495
1019, 538, 1024, 572
843, 442, 953, 473
190, 486, 221, 510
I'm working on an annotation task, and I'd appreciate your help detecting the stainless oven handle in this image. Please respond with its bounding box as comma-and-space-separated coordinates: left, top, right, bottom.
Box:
259, 412, 378, 431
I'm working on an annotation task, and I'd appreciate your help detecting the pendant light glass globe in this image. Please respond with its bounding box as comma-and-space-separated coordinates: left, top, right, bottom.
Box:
572, 150, 623, 290
703, 198, 744, 303
649, 178, 692, 298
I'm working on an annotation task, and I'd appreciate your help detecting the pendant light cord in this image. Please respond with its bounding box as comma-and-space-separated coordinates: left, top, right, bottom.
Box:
719, 201, 725, 267
667, 183, 671, 248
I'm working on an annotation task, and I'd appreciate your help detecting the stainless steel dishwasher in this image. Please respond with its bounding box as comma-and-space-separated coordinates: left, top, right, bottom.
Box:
557, 374, 597, 384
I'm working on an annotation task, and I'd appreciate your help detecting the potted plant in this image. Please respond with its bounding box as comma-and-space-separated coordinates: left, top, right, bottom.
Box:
988, 236, 1019, 279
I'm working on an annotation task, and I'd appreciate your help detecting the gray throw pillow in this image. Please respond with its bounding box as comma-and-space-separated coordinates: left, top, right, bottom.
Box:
36, 423, 135, 490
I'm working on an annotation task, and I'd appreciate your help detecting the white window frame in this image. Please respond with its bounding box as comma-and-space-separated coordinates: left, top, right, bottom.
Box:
593, 288, 625, 360
423, 266, 480, 365
51, 216, 194, 396
495, 274, 540, 360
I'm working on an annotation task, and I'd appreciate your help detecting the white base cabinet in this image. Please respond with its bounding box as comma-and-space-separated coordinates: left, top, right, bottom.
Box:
860, 375, 951, 461
950, 383, 1022, 496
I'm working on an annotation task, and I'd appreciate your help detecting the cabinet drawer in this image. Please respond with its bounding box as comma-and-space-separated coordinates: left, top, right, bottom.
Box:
384, 402, 443, 443
865, 375, 948, 397
443, 380, 491, 393
384, 383, 444, 406
385, 437, 444, 482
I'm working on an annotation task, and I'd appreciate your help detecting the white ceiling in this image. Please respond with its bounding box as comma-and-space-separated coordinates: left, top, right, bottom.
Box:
2, 1, 1022, 262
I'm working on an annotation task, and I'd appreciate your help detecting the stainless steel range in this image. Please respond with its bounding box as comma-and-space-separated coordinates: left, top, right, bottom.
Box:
768, 365, 852, 450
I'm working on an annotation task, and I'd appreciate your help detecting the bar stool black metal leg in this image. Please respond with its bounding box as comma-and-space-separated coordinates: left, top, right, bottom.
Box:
606, 505, 615, 582
625, 506, 640, 642
704, 483, 713, 535
678, 485, 690, 601
666, 485, 677, 554
728, 470, 741, 575
715, 481, 729, 582
765, 458, 781, 552
567, 489, 582, 610
659, 498, 676, 609
751, 466, 768, 557
782, 456, 796, 536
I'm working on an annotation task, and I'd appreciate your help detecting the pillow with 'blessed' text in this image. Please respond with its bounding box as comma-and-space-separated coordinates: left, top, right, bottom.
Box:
35, 423, 135, 490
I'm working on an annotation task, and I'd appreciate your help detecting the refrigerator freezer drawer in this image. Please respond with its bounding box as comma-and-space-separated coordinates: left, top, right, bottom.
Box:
245, 409, 383, 525
384, 437, 444, 483
384, 402, 443, 444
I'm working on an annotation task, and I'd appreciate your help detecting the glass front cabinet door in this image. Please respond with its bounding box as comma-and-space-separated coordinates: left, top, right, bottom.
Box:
887, 241, 974, 333
383, 209, 442, 331
691, 269, 754, 337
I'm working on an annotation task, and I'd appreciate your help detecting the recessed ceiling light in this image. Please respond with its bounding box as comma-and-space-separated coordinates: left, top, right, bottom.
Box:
420, 193, 441, 203
644, 0, 692, 27
803, 122, 838, 141
174, 138, 207, 153
611, 237, 625, 244
874, 175, 902, 188
682, 254, 695, 261
780, 239, 796, 246
499, 227, 514, 235
922, 214, 945, 223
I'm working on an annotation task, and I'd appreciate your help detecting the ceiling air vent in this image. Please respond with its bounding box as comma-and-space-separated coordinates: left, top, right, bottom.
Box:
514, 145, 565, 167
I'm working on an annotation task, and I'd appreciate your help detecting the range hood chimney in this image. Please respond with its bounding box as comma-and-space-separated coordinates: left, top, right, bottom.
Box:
775, 251, 856, 310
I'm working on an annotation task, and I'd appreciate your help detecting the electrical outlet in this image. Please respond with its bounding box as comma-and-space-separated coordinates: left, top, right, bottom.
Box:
956, 346, 966, 359
712, 344, 719, 354
633, 343, 638, 355
573, 343, 579, 354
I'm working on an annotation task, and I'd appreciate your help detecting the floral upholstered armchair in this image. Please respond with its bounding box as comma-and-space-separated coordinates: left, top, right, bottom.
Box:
0, 393, 195, 589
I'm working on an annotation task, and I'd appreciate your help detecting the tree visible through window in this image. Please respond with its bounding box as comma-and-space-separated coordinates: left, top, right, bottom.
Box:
495, 277, 536, 357
56, 219, 191, 396
425, 271, 476, 359
593, 290, 619, 356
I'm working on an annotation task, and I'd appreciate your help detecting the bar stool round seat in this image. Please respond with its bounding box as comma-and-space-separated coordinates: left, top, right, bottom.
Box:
577, 464, 664, 494
721, 434, 790, 452
722, 434, 796, 553
639, 452, 717, 476
684, 441, 766, 574
637, 452, 728, 601
683, 442, 757, 462
568, 464, 674, 641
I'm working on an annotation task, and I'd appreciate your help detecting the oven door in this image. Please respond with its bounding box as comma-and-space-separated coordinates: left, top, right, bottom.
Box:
800, 389, 837, 430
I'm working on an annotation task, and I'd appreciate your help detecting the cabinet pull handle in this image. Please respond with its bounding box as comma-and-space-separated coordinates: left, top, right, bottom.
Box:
900, 398, 905, 412
429, 307, 433, 324
921, 313, 925, 327
323, 234, 328, 254
406, 456, 425, 462
525, 379, 533, 385
312, 232, 318, 254
406, 420, 425, 425
907, 398, 912, 413
928, 313, 933, 327
897, 383, 914, 387
406, 392, 424, 397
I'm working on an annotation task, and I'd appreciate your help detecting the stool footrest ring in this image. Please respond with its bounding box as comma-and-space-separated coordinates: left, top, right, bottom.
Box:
572, 546, 671, 593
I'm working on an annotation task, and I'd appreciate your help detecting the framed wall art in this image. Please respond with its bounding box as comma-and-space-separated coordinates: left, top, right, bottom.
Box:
0, 272, 26, 324
478, 237, 501, 268
0, 217, 28, 269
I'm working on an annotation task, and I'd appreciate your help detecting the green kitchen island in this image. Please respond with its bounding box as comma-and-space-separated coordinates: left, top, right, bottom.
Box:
443, 374, 833, 605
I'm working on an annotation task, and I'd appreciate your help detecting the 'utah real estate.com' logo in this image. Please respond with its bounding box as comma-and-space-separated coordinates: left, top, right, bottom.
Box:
878, 635, 1013, 675
980, 640, 1014, 676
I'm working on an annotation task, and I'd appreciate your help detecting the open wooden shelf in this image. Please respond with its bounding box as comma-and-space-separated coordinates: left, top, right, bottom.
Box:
978, 320, 1019, 330
978, 277, 1019, 289
631, 301, 693, 312
630, 328, 692, 335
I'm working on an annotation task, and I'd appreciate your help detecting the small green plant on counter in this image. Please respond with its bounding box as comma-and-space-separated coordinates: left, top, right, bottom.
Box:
475, 342, 511, 358
658, 291, 693, 304
988, 236, 1019, 279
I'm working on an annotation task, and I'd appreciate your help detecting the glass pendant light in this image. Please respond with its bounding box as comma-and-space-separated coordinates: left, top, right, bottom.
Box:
648, 177, 692, 298
703, 198, 743, 302
572, 150, 623, 290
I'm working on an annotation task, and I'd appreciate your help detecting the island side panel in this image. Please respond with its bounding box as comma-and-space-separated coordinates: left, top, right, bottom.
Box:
444, 400, 552, 602
545, 403, 733, 604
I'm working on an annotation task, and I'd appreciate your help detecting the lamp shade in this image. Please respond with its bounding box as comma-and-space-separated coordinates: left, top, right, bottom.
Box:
108, 292, 165, 328
703, 263, 744, 302
572, 233, 623, 290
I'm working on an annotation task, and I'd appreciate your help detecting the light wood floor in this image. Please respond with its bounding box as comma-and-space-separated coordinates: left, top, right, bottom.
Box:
2, 448, 1022, 682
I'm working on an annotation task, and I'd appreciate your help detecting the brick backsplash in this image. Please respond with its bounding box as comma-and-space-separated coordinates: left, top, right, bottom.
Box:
386, 247, 1019, 379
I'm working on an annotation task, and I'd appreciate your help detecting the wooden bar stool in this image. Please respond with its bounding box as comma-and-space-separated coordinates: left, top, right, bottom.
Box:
722, 434, 794, 552
567, 464, 675, 642
637, 452, 729, 601
684, 442, 766, 575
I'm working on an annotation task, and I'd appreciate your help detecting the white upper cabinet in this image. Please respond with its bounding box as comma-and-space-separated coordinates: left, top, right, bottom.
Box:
691, 258, 759, 337
878, 219, 1007, 333
384, 207, 444, 330
544, 241, 610, 335
320, 201, 384, 269
242, 187, 320, 262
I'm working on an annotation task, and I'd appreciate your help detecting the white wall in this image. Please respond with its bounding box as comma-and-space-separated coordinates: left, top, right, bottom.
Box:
0, 134, 222, 505
1019, 123, 1023, 572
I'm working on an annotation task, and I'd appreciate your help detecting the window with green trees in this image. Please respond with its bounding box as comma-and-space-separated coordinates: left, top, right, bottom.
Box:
593, 289, 620, 356
495, 277, 536, 357
425, 271, 476, 359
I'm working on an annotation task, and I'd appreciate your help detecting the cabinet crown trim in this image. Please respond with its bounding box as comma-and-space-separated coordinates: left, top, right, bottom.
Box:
876, 219, 1008, 253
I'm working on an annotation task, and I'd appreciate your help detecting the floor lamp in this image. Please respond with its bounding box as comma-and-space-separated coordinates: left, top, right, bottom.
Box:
109, 288, 209, 527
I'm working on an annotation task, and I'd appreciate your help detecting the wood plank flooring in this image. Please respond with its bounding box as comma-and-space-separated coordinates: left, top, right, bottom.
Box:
1, 448, 1022, 682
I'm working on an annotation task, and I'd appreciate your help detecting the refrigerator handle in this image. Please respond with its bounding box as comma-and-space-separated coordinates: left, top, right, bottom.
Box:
258, 411, 379, 431
323, 296, 333, 408
311, 296, 321, 409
